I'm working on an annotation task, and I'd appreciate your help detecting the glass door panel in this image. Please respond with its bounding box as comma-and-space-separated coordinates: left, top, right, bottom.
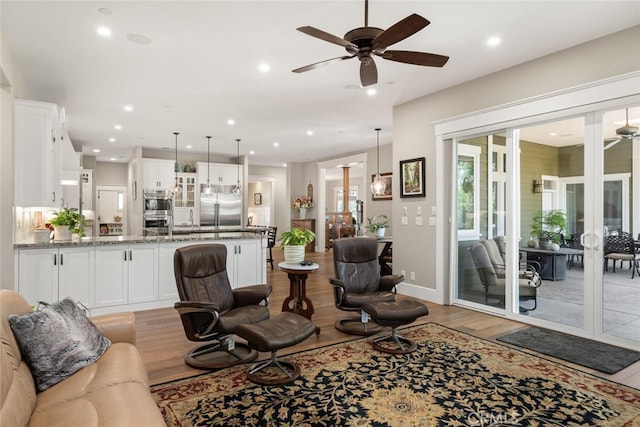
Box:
519, 117, 585, 327
601, 106, 639, 343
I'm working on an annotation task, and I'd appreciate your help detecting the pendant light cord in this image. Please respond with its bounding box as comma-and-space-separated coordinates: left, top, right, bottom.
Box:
236, 139, 240, 182
206, 136, 211, 184
375, 128, 381, 175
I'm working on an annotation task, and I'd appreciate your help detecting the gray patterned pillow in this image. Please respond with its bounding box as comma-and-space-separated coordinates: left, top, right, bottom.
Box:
8, 298, 111, 391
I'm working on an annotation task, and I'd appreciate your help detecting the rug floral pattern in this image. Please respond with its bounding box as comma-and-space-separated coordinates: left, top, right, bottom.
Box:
151, 323, 640, 426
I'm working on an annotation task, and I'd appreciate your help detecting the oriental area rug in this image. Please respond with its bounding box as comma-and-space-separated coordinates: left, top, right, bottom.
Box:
151, 323, 640, 426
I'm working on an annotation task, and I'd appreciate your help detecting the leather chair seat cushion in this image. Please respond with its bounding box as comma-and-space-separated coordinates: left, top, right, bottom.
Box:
28, 381, 164, 427
216, 305, 270, 333
363, 299, 429, 323
342, 291, 395, 308
235, 312, 315, 352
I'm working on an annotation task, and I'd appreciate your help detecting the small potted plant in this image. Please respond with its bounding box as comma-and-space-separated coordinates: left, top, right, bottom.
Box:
279, 227, 316, 263
366, 214, 390, 238
49, 207, 87, 241
531, 210, 566, 250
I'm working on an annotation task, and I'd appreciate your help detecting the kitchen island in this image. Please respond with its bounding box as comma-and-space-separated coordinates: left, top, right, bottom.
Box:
14, 230, 267, 315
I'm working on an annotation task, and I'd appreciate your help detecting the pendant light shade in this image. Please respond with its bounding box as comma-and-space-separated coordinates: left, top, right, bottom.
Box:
232, 138, 243, 196
370, 128, 386, 196
169, 132, 182, 197
201, 136, 215, 197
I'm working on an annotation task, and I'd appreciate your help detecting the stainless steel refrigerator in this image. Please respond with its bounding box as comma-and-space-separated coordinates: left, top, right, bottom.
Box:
199, 184, 242, 228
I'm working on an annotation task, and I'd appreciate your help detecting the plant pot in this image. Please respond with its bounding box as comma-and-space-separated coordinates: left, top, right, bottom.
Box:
53, 225, 72, 242
538, 238, 551, 250
284, 245, 305, 264
298, 208, 307, 219
550, 242, 560, 251
375, 228, 386, 238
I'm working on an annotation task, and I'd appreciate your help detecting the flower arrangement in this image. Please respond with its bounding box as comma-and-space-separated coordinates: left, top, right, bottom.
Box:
366, 214, 390, 232
292, 196, 314, 209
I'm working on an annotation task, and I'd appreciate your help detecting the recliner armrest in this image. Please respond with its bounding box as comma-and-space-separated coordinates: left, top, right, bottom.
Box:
91, 312, 136, 345
233, 284, 273, 307
380, 274, 404, 291
175, 301, 221, 313
329, 278, 345, 288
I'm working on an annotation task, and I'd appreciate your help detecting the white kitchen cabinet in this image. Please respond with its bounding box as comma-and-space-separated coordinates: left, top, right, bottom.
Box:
158, 243, 182, 300
94, 244, 158, 307
173, 173, 199, 226
143, 158, 176, 190
16, 247, 94, 308
197, 162, 243, 186
14, 100, 62, 207
224, 239, 264, 288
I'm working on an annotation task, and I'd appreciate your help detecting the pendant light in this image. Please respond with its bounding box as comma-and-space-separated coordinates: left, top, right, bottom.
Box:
201, 136, 215, 197
370, 128, 386, 196
232, 138, 243, 196
169, 132, 182, 196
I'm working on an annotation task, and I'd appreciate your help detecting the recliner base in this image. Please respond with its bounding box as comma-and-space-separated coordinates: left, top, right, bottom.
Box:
185, 341, 258, 370
335, 317, 385, 336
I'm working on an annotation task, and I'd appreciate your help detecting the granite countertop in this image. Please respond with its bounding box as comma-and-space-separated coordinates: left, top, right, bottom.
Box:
14, 228, 265, 249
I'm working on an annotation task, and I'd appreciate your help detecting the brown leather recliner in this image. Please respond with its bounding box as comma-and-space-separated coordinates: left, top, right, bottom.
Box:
330, 237, 404, 335
174, 244, 272, 369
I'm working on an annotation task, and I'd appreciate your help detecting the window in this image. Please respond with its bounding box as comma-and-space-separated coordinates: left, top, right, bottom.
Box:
457, 144, 481, 240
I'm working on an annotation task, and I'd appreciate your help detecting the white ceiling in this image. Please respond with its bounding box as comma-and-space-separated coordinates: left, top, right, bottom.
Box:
2, 1, 639, 167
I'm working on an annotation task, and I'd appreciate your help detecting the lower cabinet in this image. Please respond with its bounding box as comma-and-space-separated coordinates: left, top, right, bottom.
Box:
16, 247, 94, 308
15, 237, 264, 313
94, 244, 158, 307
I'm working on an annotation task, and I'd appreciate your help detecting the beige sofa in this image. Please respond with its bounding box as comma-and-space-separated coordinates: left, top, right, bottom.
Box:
0, 290, 165, 427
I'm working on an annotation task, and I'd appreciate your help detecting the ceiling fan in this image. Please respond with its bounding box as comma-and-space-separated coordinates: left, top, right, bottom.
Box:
292, 0, 449, 87
604, 109, 639, 150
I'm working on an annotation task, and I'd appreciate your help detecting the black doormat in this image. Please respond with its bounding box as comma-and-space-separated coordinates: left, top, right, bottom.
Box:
497, 327, 640, 374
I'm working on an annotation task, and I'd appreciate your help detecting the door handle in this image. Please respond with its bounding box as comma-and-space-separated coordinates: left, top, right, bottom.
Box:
580, 232, 587, 249
593, 232, 600, 250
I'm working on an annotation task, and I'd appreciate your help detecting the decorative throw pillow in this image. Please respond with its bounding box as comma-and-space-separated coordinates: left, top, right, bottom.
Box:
8, 298, 111, 391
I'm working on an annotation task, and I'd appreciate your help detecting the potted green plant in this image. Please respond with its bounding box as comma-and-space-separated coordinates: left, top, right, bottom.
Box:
531, 210, 566, 250
49, 207, 87, 241
279, 227, 315, 263
366, 214, 390, 238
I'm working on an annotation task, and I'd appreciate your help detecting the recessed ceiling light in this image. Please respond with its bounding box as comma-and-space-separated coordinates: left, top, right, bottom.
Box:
258, 63, 270, 73
114, 124, 122, 130
186, 145, 192, 149
227, 119, 235, 126
110, 157, 116, 161
549, 132, 557, 136
97, 27, 112, 38
487, 36, 501, 47
93, 149, 100, 153
127, 33, 152, 46
249, 150, 255, 155
366, 88, 377, 96
109, 137, 116, 142
124, 105, 133, 112
283, 163, 287, 167
306, 130, 314, 136
273, 142, 279, 147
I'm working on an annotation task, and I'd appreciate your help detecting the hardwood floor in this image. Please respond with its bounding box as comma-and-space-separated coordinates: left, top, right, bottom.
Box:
135, 246, 640, 389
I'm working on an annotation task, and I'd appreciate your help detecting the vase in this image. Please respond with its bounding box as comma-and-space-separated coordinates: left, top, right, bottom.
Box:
298, 208, 307, 219
375, 228, 386, 238
53, 225, 72, 242
284, 245, 305, 264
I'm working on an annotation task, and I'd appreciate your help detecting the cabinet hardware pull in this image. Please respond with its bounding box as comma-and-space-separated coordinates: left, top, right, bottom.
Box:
53, 254, 57, 265
52, 191, 56, 202
129, 250, 133, 261
124, 250, 127, 261
60, 254, 63, 265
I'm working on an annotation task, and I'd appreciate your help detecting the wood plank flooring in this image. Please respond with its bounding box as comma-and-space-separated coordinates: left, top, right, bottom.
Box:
135, 247, 640, 389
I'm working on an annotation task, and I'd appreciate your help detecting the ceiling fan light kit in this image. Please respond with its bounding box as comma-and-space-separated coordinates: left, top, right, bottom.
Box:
293, 0, 449, 87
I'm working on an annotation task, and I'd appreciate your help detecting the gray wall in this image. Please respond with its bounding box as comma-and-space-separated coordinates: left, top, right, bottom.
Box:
392, 25, 640, 293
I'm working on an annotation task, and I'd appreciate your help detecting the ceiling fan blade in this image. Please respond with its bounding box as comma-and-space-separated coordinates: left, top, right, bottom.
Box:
604, 138, 622, 150
372, 14, 430, 51
297, 26, 357, 49
380, 50, 449, 67
360, 59, 378, 87
292, 55, 354, 73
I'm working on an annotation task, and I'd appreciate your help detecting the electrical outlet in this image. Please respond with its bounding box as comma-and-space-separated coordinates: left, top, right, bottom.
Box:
415, 216, 423, 226
410, 272, 415, 280
431, 206, 437, 215
429, 216, 436, 226
401, 216, 408, 225
401, 270, 406, 277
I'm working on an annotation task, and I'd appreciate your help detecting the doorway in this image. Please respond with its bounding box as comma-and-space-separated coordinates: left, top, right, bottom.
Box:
96, 186, 127, 236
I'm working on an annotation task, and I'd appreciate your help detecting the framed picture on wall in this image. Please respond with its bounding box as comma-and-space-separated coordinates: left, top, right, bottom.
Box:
399, 157, 426, 198
371, 172, 393, 200
254, 192, 262, 205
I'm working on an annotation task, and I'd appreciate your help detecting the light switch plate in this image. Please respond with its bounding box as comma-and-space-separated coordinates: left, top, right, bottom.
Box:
415, 217, 423, 226
429, 216, 436, 226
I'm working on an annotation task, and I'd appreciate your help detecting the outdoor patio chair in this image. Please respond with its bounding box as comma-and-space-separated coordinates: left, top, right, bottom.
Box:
604, 232, 640, 278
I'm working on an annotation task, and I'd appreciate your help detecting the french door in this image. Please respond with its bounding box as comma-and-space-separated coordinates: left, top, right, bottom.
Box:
453, 104, 640, 349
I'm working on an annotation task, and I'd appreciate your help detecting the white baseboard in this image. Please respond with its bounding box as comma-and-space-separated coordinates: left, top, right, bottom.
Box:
396, 282, 445, 305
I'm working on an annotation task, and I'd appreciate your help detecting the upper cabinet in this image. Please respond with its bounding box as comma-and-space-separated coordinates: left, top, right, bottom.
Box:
15, 100, 63, 207
197, 162, 242, 187
142, 158, 176, 191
